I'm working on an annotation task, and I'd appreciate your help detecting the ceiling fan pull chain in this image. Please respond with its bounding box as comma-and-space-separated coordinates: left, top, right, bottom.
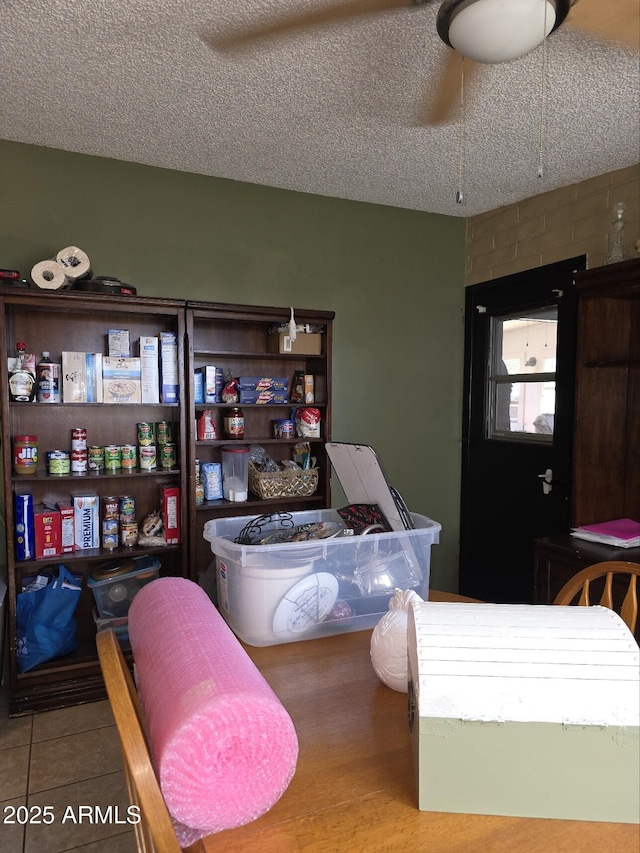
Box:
456, 56, 465, 205
538, 1, 549, 180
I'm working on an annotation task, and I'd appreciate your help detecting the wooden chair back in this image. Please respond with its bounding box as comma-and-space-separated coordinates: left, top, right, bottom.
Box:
96, 629, 183, 853
553, 561, 640, 635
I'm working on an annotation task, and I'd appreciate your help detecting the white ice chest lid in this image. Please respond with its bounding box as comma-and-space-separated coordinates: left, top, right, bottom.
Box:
408, 603, 640, 727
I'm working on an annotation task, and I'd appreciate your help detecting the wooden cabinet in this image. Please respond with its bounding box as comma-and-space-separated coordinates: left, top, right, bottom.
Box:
1, 289, 188, 714
534, 535, 640, 602
572, 257, 640, 527
185, 302, 334, 584
534, 257, 640, 608
1, 292, 334, 714
534, 534, 640, 642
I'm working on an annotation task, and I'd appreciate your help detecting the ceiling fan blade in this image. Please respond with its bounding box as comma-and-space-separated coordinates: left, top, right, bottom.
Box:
419, 52, 482, 125
207, 0, 428, 50
567, 0, 640, 48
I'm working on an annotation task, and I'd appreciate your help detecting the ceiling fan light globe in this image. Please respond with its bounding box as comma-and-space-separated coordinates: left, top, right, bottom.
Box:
439, 0, 560, 64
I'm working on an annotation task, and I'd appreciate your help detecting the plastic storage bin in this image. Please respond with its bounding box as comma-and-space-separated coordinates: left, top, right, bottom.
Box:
88, 554, 161, 619
93, 611, 131, 649
203, 509, 440, 646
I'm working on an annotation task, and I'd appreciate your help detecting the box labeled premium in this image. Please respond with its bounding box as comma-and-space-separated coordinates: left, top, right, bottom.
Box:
73, 494, 100, 550
102, 357, 141, 404
139, 335, 160, 404
159, 331, 179, 404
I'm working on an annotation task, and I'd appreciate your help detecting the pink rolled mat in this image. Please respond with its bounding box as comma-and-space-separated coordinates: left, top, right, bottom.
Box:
127, 577, 299, 842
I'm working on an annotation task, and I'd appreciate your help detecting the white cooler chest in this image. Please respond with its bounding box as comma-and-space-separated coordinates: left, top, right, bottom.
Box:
408, 602, 640, 823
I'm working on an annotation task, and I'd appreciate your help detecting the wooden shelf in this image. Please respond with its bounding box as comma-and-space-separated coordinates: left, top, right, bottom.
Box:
186, 301, 334, 585
1, 288, 189, 714
1, 291, 334, 714
572, 258, 639, 528
583, 358, 640, 369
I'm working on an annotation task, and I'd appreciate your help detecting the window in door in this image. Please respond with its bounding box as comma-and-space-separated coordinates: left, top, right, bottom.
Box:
488, 306, 558, 440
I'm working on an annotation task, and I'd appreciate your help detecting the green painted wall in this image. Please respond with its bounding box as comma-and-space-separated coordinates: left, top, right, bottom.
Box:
0, 140, 466, 590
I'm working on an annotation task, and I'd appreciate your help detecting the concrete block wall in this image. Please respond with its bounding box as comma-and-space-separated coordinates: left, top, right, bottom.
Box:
465, 163, 640, 285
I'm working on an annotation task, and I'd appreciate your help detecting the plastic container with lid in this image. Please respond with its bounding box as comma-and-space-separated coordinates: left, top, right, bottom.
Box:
221, 445, 249, 502
203, 509, 440, 646
87, 554, 161, 618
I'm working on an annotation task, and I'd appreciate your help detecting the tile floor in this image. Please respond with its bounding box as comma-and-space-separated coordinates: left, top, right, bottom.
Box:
0, 685, 136, 853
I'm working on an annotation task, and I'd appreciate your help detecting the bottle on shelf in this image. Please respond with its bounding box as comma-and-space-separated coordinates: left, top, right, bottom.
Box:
36, 351, 61, 403
8, 342, 36, 402
195, 458, 205, 506
224, 407, 245, 440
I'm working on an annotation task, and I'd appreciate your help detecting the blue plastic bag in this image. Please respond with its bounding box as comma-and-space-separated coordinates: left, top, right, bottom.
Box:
16, 564, 82, 673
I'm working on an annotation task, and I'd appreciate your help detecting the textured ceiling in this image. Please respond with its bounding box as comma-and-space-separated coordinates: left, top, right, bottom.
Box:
1, 0, 639, 216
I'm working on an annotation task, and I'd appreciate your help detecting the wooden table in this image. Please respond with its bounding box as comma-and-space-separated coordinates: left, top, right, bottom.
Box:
192, 613, 638, 853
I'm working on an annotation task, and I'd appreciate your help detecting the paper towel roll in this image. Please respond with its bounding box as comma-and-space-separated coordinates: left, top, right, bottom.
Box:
30, 259, 68, 290
56, 246, 91, 280
128, 577, 299, 843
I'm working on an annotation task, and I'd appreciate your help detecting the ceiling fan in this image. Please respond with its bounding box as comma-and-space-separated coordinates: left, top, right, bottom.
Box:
206, 0, 639, 124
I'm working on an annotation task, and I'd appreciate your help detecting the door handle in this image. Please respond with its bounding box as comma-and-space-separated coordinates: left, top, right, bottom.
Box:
537, 468, 553, 495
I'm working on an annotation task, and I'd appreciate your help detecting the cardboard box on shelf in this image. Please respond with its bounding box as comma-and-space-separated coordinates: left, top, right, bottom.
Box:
239, 389, 289, 405
62, 351, 87, 402
161, 486, 180, 545
72, 494, 100, 550
268, 333, 322, 355
304, 374, 315, 403
108, 329, 130, 358
33, 506, 61, 559
102, 357, 141, 404
140, 336, 160, 404
56, 501, 75, 553
238, 377, 288, 391
159, 331, 179, 403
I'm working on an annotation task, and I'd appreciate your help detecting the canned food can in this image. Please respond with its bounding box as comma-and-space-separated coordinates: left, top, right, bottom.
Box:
272, 419, 295, 438
88, 446, 105, 471
137, 422, 155, 446
71, 448, 88, 473
155, 421, 173, 445
104, 445, 121, 471
119, 495, 136, 520
139, 445, 157, 470
102, 518, 119, 551
102, 496, 120, 520
47, 449, 70, 476
71, 428, 87, 451
120, 444, 137, 470
160, 442, 177, 469
120, 521, 139, 547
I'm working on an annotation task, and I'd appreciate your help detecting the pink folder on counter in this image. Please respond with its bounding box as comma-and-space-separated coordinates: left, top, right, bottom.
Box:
571, 518, 640, 548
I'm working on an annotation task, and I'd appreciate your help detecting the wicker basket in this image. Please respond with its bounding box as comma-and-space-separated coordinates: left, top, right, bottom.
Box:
248, 462, 319, 500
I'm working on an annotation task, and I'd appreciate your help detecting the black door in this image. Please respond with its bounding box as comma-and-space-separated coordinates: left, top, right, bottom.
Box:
459, 256, 586, 603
